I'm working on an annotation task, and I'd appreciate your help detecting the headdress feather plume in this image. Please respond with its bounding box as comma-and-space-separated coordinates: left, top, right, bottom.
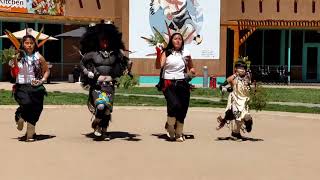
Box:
4, 30, 20, 49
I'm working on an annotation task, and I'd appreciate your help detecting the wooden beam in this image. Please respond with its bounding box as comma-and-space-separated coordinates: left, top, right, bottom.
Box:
0, 11, 120, 24
240, 27, 257, 46
232, 19, 320, 29
231, 26, 240, 63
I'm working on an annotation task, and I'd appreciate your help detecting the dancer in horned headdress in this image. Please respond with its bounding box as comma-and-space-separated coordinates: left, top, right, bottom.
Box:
6, 28, 50, 142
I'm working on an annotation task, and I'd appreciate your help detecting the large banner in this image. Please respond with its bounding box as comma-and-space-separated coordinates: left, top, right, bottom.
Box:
0, 0, 65, 15
129, 0, 220, 59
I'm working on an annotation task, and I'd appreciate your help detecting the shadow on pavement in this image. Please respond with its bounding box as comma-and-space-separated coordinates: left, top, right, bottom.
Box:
15, 134, 56, 142
152, 133, 195, 141
215, 136, 264, 142
84, 131, 142, 141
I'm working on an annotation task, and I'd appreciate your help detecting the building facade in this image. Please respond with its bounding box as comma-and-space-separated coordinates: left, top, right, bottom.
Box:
222, 0, 320, 82
1, 0, 320, 83
0, 0, 128, 81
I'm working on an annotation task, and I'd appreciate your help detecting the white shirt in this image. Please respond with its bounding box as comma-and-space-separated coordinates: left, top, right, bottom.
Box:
163, 49, 190, 80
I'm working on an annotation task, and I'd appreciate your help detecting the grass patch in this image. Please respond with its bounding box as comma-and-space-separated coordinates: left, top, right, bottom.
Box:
116, 87, 163, 95
0, 90, 88, 105
265, 88, 320, 104
1, 90, 319, 114
263, 104, 320, 114
117, 87, 320, 104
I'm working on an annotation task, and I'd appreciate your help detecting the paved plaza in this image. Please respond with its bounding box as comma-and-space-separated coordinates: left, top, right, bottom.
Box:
0, 106, 319, 180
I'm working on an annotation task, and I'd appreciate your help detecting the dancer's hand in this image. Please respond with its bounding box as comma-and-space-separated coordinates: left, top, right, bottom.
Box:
189, 68, 196, 76
31, 79, 44, 86
87, 71, 94, 79
83, 69, 95, 79
156, 43, 163, 57
221, 86, 228, 93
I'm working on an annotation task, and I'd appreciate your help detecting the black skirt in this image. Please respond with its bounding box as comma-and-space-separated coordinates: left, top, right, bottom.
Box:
14, 84, 47, 126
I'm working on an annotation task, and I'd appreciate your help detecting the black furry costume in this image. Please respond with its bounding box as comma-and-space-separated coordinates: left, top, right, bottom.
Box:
79, 22, 131, 137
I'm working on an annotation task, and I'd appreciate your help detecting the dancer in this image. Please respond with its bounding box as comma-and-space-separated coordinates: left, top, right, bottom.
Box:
216, 60, 253, 140
155, 32, 196, 142
8, 34, 50, 142
80, 22, 132, 140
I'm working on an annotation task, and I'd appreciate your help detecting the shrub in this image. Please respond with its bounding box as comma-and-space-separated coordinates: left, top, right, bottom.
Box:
118, 74, 139, 89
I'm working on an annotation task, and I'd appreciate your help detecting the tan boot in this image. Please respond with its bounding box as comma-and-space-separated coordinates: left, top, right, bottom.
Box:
26, 122, 36, 142
16, 117, 24, 131
175, 121, 184, 142
166, 116, 176, 140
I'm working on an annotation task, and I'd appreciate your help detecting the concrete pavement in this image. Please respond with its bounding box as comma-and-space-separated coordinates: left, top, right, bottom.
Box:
0, 106, 319, 180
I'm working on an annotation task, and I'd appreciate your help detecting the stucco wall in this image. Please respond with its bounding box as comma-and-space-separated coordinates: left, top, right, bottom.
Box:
65, 0, 116, 19
222, 0, 320, 23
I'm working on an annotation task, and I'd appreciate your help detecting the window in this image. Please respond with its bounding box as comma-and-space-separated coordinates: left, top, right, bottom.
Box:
294, 0, 298, 13
79, 0, 83, 8
259, 0, 263, 13
96, 0, 101, 9
291, 31, 303, 66
241, 0, 245, 13
264, 30, 281, 65
277, 0, 280, 12
312, 0, 316, 13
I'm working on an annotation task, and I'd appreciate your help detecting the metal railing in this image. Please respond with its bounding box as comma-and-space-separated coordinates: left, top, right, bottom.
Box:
250, 65, 303, 83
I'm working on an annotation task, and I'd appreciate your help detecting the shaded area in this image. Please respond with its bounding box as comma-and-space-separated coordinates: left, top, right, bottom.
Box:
215, 136, 264, 142
15, 134, 56, 142
152, 133, 195, 141
84, 131, 141, 141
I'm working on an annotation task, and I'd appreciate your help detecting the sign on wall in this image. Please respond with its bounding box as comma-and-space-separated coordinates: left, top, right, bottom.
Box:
0, 0, 65, 16
129, 0, 220, 59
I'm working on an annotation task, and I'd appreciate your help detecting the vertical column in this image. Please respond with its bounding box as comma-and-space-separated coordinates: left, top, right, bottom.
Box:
0, 21, 2, 81
41, 23, 45, 61
318, 47, 320, 81
302, 31, 307, 81
288, 30, 292, 84
280, 30, 286, 65
20, 22, 25, 30
203, 66, 208, 88
35, 22, 38, 31
60, 25, 64, 80
262, 30, 265, 65
121, 0, 129, 50
233, 27, 239, 64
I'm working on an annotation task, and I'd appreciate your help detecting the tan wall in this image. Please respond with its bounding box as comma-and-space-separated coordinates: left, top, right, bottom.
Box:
65, 0, 117, 19
0, 0, 226, 79
222, 0, 320, 23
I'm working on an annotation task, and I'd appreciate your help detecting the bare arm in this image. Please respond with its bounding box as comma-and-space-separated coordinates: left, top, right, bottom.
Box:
160, 52, 167, 68
186, 56, 196, 75
226, 73, 237, 86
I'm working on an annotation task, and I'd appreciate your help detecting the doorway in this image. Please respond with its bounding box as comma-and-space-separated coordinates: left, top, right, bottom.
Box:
303, 44, 320, 81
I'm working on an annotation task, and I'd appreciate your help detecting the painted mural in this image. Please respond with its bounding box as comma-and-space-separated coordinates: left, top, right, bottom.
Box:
129, 0, 220, 59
